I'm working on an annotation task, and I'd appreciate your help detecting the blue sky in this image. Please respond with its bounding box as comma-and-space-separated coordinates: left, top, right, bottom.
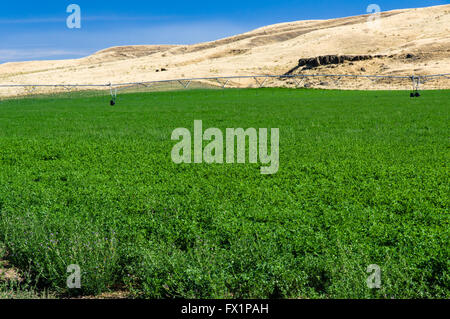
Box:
0, 0, 448, 63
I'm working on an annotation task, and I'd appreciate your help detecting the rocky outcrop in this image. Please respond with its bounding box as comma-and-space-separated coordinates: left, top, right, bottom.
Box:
285, 54, 385, 74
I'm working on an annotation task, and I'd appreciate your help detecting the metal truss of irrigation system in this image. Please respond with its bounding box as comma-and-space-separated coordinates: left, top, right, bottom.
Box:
1, 73, 449, 101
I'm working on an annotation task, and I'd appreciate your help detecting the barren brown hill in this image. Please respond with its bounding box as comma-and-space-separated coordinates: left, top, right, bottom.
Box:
0, 4, 449, 95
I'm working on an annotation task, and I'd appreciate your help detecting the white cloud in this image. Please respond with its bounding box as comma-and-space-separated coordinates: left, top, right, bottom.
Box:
0, 15, 174, 24
0, 18, 65, 24
0, 49, 89, 63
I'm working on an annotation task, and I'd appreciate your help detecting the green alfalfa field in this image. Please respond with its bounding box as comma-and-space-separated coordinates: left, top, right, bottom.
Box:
0, 88, 448, 299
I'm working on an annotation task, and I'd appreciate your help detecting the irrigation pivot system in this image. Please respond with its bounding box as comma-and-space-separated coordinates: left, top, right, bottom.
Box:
1, 73, 449, 105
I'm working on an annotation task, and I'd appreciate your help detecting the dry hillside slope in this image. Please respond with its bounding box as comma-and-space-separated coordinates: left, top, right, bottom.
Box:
0, 4, 449, 94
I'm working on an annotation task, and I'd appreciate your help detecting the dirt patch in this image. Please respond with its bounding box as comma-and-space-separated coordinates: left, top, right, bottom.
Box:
0, 247, 22, 283
77, 290, 130, 299
285, 55, 386, 74
208, 49, 250, 60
